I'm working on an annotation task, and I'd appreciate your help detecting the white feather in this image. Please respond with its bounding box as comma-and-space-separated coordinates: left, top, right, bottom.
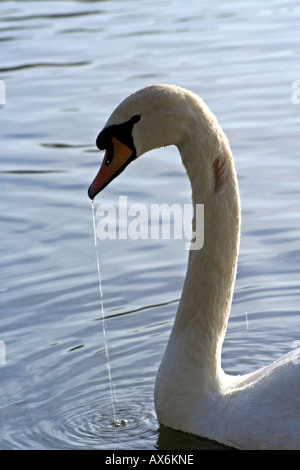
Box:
103, 84, 300, 450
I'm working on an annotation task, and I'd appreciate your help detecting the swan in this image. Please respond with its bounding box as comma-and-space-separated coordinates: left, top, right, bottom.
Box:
88, 84, 300, 450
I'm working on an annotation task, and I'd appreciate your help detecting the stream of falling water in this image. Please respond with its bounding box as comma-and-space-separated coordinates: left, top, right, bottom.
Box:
91, 200, 124, 429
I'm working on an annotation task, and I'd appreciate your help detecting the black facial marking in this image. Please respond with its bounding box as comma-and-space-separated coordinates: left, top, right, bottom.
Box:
105, 142, 114, 166
96, 115, 141, 157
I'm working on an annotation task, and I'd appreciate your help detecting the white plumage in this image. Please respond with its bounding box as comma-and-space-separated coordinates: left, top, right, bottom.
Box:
90, 84, 300, 450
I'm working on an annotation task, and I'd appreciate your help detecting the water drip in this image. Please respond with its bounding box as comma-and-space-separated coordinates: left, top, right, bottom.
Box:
91, 200, 118, 427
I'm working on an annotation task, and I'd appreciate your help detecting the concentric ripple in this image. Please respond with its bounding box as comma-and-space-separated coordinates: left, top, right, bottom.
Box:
1, 381, 158, 450
46, 393, 158, 450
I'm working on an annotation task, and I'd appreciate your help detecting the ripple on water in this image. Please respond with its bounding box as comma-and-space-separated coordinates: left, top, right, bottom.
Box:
2, 0, 300, 452
48, 393, 157, 450
1, 380, 158, 450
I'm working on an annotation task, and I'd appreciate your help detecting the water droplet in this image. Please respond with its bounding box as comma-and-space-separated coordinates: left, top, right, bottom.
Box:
91, 201, 118, 424
113, 418, 128, 428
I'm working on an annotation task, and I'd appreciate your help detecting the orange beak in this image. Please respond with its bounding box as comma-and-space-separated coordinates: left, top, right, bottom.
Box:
88, 137, 134, 199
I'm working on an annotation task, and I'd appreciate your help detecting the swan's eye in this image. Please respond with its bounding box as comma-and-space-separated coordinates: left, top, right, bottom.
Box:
96, 115, 141, 157
105, 142, 114, 166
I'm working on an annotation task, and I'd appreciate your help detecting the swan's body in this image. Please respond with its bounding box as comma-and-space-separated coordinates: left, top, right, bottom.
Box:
88, 84, 300, 450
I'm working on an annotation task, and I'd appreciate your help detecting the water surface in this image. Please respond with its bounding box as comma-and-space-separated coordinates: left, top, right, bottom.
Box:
1, 0, 300, 450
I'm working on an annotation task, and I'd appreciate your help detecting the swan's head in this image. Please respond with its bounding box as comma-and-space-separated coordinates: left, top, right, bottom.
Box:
88, 84, 197, 199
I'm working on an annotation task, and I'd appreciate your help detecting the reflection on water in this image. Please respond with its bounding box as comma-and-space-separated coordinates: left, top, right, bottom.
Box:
1, 0, 300, 450
156, 426, 234, 450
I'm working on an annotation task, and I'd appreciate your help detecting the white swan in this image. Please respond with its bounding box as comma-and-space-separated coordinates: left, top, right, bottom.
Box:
88, 84, 300, 450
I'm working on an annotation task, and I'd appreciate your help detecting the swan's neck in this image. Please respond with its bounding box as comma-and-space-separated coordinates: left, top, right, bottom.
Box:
155, 118, 240, 408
